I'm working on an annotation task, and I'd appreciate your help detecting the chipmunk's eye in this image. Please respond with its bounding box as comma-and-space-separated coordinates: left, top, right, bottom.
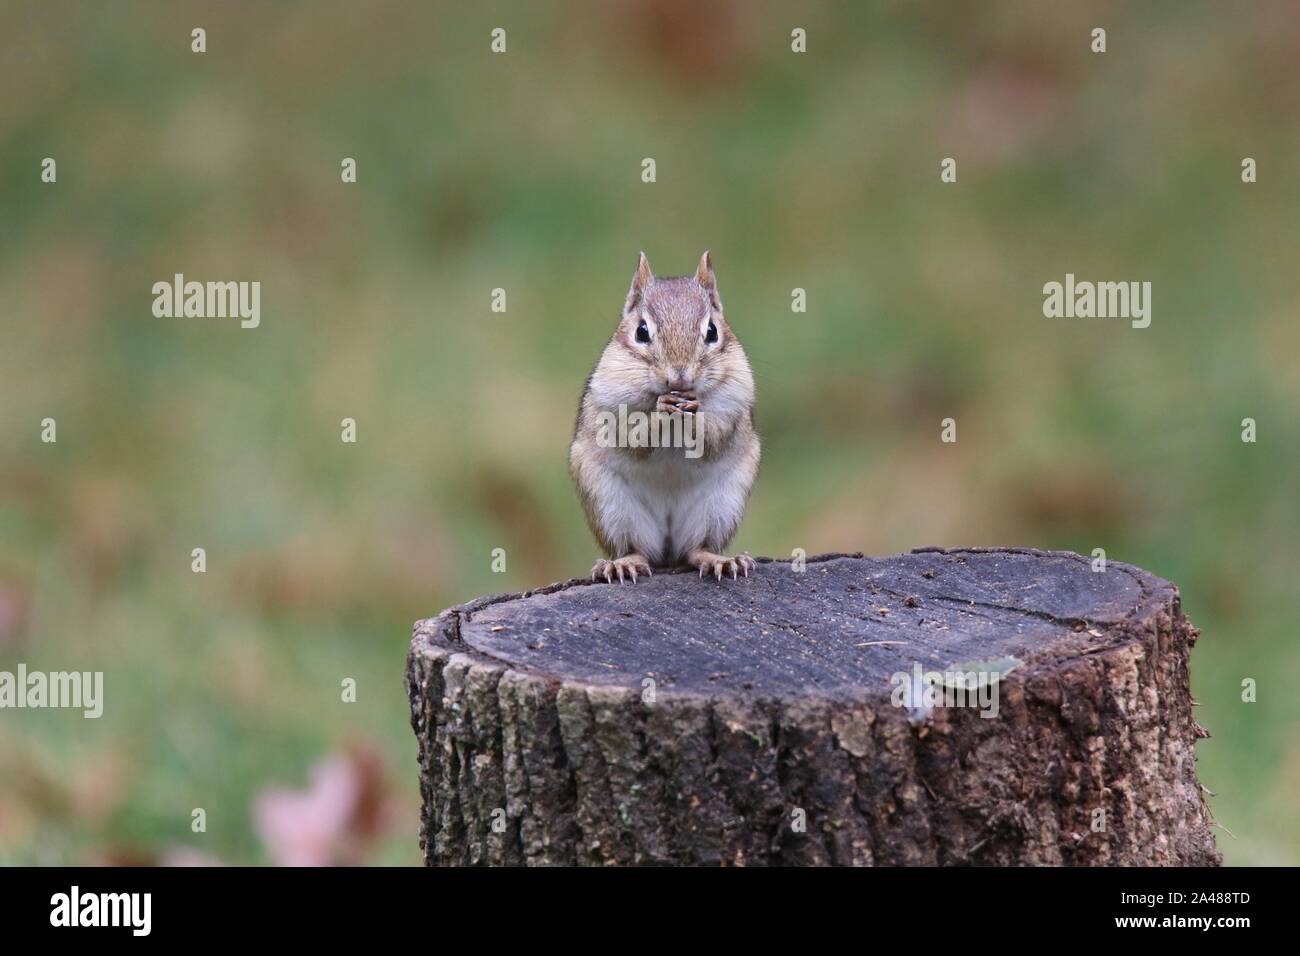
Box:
704, 320, 718, 344
635, 319, 651, 344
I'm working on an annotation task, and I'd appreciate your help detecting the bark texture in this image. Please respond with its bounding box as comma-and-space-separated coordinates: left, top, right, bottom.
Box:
406, 548, 1220, 866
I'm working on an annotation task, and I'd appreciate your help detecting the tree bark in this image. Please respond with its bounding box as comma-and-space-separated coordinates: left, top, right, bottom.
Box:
406, 548, 1220, 866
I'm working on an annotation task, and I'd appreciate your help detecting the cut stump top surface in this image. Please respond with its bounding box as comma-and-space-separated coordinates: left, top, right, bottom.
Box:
417, 548, 1177, 699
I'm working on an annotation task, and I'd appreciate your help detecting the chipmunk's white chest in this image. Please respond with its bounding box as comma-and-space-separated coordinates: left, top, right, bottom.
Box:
610, 449, 740, 562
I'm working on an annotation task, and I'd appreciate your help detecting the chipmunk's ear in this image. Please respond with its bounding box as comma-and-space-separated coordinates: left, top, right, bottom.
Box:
694, 250, 715, 289
625, 251, 653, 314
695, 250, 722, 311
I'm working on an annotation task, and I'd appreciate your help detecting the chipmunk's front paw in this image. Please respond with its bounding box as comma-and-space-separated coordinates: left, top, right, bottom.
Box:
591, 554, 653, 584
687, 550, 755, 581
656, 390, 699, 414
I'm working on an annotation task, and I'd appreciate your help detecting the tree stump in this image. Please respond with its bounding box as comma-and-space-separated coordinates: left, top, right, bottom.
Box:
405, 548, 1220, 866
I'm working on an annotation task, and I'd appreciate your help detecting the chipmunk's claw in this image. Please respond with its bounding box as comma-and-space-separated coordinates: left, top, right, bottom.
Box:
591, 555, 652, 585
688, 550, 754, 583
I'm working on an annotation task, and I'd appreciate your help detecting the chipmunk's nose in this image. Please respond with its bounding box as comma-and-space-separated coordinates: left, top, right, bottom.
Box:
667, 368, 690, 391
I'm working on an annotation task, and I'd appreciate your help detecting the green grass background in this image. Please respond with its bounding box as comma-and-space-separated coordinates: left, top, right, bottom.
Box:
1, 1, 1297, 865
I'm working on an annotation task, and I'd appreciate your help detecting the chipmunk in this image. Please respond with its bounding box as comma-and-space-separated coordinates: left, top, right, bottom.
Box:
570, 251, 760, 582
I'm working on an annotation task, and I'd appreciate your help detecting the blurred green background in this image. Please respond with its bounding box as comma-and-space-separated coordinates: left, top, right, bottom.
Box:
2, 0, 1297, 865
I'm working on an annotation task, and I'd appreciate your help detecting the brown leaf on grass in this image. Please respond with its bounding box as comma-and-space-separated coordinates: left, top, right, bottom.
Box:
0, 575, 32, 650
67, 474, 156, 592
85, 842, 225, 868
946, 65, 1065, 165
1002, 464, 1139, 538
629, 0, 743, 86
0, 741, 74, 821
85, 844, 159, 867
468, 466, 561, 584
87, 844, 227, 867
159, 847, 226, 867
252, 742, 393, 867
68, 750, 133, 827
228, 517, 453, 614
